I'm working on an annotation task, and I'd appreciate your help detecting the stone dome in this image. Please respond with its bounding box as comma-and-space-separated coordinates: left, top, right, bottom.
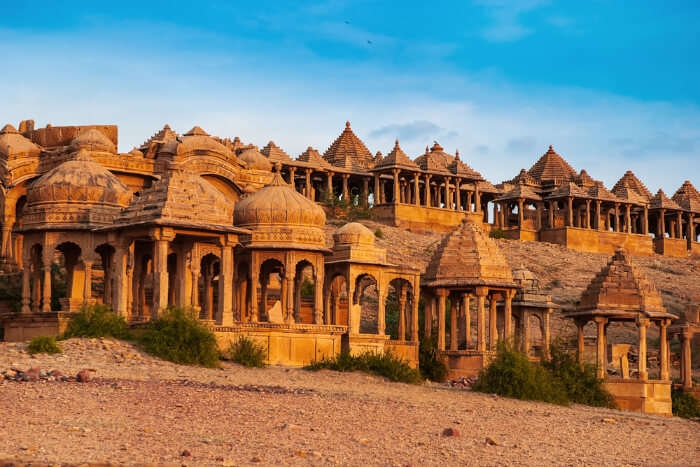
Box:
0, 124, 41, 158
176, 126, 229, 156
70, 129, 117, 153
23, 150, 132, 229
234, 171, 326, 251
239, 147, 273, 171
333, 222, 375, 247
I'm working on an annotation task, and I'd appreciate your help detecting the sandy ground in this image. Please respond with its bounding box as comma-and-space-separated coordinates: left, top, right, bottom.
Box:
1, 338, 699, 466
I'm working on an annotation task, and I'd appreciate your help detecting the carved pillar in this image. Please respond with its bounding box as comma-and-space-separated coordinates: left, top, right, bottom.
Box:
613, 203, 620, 232
488, 293, 498, 349
444, 178, 452, 210
676, 211, 683, 239
83, 260, 93, 302
21, 264, 30, 313
567, 197, 573, 227
313, 273, 324, 325
467, 192, 473, 213
476, 287, 487, 352
454, 179, 461, 211
411, 285, 419, 342
42, 253, 52, 312
576, 320, 585, 364
424, 175, 431, 207
398, 285, 407, 341
377, 288, 386, 335
327, 172, 334, 200
462, 294, 471, 349
152, 236, 171, 317
342, 174, 350, 203
659, 209, 666, 237
361, 177, 369, 208
643, 205, 649, 235
423, 292, 433, 338
548, 201, 555, 229
436, 288, 447, 350
585, 200, 591, 229
0, 224, 12, 261
249, 266, 258, 323
544, 310, 551, 359
190, 265, 200, 311
218, 243, 234, 326
522, 309, 531, 355
686, 213, 694, 248
596, 201, 602, 231
305, 169, 312, 199
517, 199, 524, 228
288, 166, 296, 186
504, 290, 513, 339
449, 294, 457, 350
625, 205, 632, 233
681, 331, 693, 391
536, 202, 543, 231
475, 188, 481, 212
659, 320, 669, 381
638, 318, 649, 381
286, 275, 295, 324
595, 318, 607, 379
373, 174, 380, 206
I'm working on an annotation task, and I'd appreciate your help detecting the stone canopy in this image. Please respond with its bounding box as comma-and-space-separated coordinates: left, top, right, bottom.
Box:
423, 218, 515, 288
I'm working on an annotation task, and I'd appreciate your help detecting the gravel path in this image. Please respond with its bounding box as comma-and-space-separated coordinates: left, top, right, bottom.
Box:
1, 339, 699, 466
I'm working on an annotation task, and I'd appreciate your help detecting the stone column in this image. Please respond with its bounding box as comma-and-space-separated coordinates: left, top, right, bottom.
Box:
361, 178, 369, 208
21, 264, 30, 313
504, 290, 513, 339
313, 273, 324, 325
42, 253, 52, 312
548, 201, 555, 228
686, 213, 694, 248
462, 294, 471, 349
475, 188, 481, 212
424, 175, 432, 207
392, 169, 400, 205
411, 286, 419, 342
204, 268, 214, 320
567, 197, 573, 227
190, 265, 200, 311
596, 201, 602, 231
286, 275, 295, 324
677, 211, 683, 239
576, 320, 586, 364
536, 202, 543, 231
659, 320, 669, 381
249, 267, 258, 323
638, 318, 649, 381
413, 173, 420, 206
445, 178, 452, 210
522, 310, 531, 355
305, 169, 312, 199
342, 174, 350, 203
83, 260, 93, 302
373, 174, 380, 206
643, 205, 649, 235
625, 205, 632, 233
585, 200, 591, 229
449, 295, 457, 350
467, 192, 474, 213
398, 285, 407, 341
476, 287, 487, 352
681, 331, 692, 391
152, 237, 170, 317
544, 310, 551, 359
0, 223, 12, 261
455, 179, 461, 211
613, 203, 620, 232
327, 172, 334, 200
289, 166, 296, 186
659, 209, 666, 237
517, 199, 524, 228
377, 289, 386, 335
595, 318, 607, 379
218, 243, 234, 326
436, 288, 447, 351
423, 292, 433, 338
489, 293, 498, 349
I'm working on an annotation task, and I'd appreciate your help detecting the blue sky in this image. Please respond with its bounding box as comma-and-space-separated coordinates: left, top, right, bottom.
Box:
2, 1, 699, 192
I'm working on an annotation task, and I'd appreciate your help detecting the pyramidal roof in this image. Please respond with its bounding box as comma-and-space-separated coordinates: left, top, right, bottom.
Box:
423, 219, 515, 288
496, 181, 543, 201
672, 180, 700, 213
545, 181, 590, 199
261, 141, 294, 164
139, 124, 179, 151
577, 248, 668, 317
375, 140, 419, 170
650, 189, 682, 210
587, 181, 620, 202
573, 169, 596, 188
116, 169, 238, 230
297, 146, 332, 169
414, 144, 450, 173
323, 121, 374, 170
612, 178, 649, 205
447, 150, 483, 178
508, 168, 539, 186
612, 170, 652, 201
527, 145, 577, 184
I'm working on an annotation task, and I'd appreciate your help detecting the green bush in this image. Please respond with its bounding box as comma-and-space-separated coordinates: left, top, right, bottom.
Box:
27, 336, 62, 355
672, 387, 700, 418
306, 350, 422, 384
489, 229, 506, 239
225, 336, 267, 368
543, 343, 616, 408
139, 307, 220, 368
419, 335, 448, 382
374, 228, 383, 239
472, 341, 569, 405
0, 273, 21, 313
62, 303, 133, 340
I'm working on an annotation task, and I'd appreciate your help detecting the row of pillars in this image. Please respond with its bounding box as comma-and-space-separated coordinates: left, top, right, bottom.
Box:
425, 287, 515, 352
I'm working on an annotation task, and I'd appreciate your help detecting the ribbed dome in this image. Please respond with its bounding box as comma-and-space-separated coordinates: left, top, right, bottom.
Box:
0, 124, 41, 158
239, 147, 273, 171
70, 129, 116, 153
23, 150, 131, 229
176, 126, 229, 156
234, 172, 326, 251
333, 222, 375, 247
27, 150, 131, 207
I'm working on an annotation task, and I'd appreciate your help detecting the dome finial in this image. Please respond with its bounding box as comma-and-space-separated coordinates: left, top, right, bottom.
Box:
548, 144, 553, 151
346, 121, 351, 129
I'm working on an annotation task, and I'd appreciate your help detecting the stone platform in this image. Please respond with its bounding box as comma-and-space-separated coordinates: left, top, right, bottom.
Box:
1, 312, 74, 342
603, 379, 672, 417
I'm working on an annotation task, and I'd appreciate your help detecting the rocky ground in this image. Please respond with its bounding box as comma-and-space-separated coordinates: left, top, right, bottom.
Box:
1, 338, 699, 466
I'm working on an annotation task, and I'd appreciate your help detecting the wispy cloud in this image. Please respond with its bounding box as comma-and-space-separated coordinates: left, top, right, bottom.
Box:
474, 0, 550, 42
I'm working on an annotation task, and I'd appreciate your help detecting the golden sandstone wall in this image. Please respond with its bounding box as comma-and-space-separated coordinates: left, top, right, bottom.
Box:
654, 237, 690, 258
540, 228, 655, 256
